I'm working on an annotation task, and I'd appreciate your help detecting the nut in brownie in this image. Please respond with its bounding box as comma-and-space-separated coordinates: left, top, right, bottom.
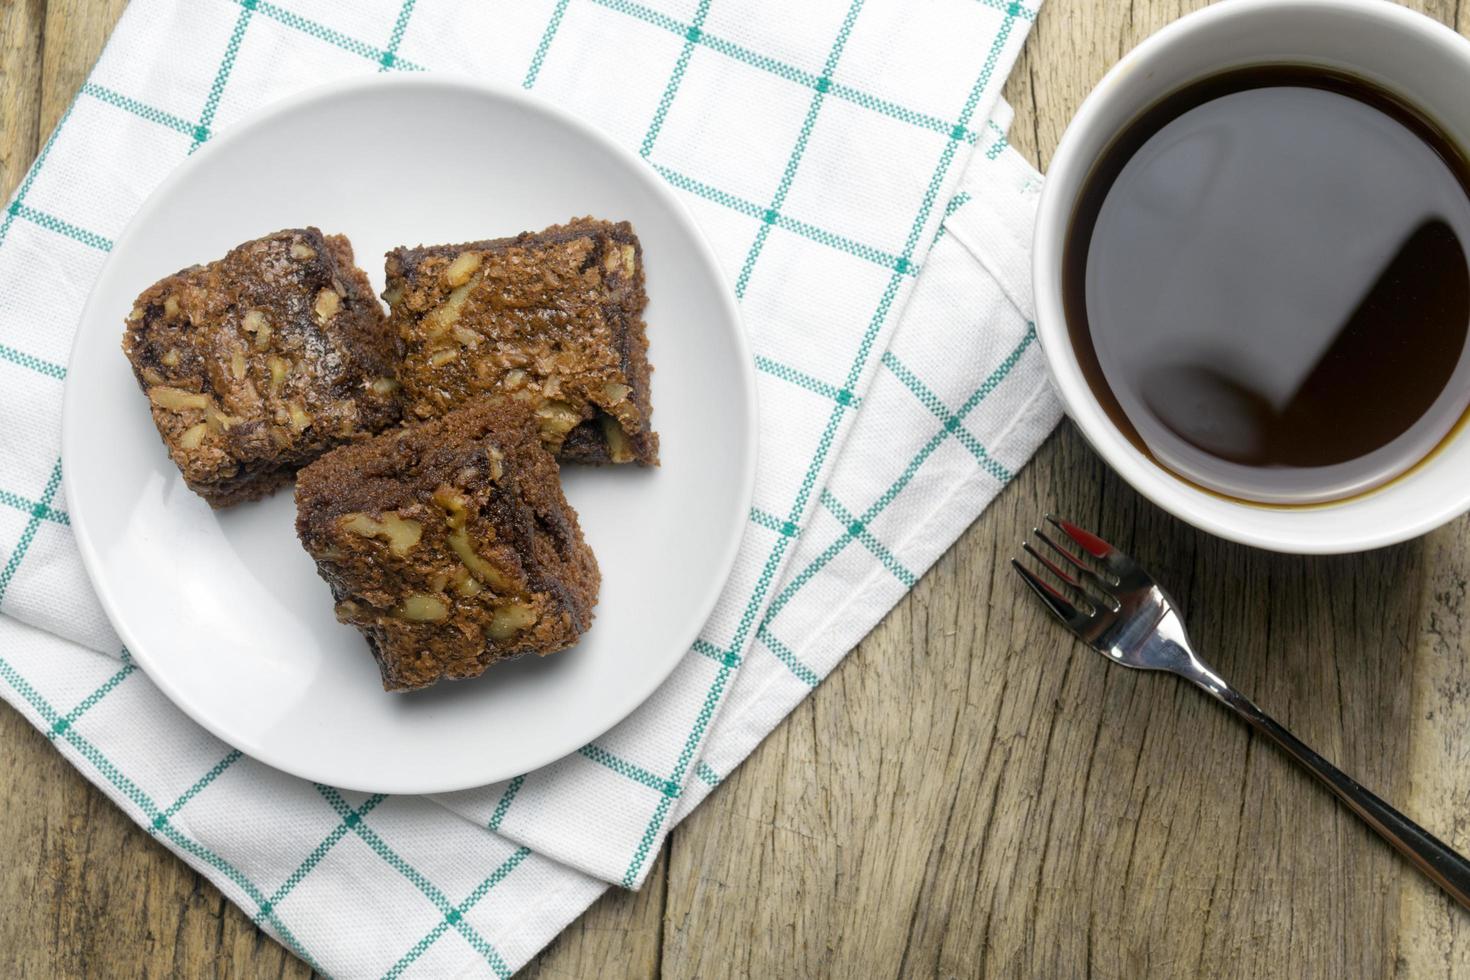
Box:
121, 228, 401, 507
294, 398, 600, 692
384, 217, 658, 466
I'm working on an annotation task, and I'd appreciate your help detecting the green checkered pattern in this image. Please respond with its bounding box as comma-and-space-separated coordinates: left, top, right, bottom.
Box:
0, 0, 1051, 974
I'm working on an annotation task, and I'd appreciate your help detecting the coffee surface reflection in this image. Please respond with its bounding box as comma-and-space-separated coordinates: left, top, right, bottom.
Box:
1065, 67, 1470, 504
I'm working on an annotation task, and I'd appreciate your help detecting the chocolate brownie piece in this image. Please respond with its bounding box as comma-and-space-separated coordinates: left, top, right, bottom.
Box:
121, 228, 400, 507
295, 398, 600, 692
384, 217, 658, 465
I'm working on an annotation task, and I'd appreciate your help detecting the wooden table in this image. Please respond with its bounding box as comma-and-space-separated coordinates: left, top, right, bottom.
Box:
4, 1, 1469, 975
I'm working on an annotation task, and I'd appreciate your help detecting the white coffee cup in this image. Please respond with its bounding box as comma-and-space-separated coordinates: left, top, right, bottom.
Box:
1032, 0, 1470, 554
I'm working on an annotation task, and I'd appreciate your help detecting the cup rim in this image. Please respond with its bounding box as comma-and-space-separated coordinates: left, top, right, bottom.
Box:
1032, 0, 1470, 555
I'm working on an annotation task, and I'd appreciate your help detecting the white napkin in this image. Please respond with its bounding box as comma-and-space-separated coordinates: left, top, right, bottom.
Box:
0, 0, 1057, 974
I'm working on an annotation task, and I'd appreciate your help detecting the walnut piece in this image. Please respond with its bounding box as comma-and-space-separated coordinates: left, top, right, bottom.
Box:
432, 486, 470, 528
149, 386, 210, 412
205, 405, 239, 433
178, 423, 209, 450
449, 530, 512, 590
444, 251, 482, 287
242, 309, 272, 350
534, 400, 582, 445
396, 594, 448, 622
600, 414, 634, 464
340, 511, 422, 556
432, 486, 515, 592
287, 400, 312, 432
489, 601, 538, 640
424, 283, 472, 338
268, 356, 290, 396
314, 288, 340, 322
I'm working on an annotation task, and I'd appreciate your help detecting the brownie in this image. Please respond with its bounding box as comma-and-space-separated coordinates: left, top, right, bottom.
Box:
294, 398, 600, 692
121, 228, 401, 507
384, 217, 658, 466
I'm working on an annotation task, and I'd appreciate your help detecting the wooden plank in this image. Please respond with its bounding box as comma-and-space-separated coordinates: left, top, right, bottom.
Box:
0, 0, 44, 199
1399, 521, 1470, 977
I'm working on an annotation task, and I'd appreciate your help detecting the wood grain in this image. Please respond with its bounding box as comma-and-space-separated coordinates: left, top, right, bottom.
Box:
0, 0, 44, 195
3, 2, 1469, 977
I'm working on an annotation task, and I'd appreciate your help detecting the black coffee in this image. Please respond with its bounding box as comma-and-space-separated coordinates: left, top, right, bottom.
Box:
1064, 66, 1470, 503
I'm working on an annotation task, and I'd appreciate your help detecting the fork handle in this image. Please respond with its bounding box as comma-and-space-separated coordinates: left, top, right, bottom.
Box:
1210, 685, 1470, 910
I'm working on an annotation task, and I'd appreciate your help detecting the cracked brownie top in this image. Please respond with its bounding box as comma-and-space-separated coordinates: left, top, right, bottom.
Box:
384, 217, 658, 467
122, 227, 400, 506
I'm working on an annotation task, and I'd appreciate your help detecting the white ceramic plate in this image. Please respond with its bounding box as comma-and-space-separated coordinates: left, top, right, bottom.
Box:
62, 76, 756, 794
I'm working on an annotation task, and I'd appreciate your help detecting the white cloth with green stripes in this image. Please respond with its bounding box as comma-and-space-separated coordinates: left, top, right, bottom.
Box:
0, 0, 1057, 974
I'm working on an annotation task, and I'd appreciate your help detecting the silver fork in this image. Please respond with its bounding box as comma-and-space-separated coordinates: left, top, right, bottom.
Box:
1013, 515, 1470, 910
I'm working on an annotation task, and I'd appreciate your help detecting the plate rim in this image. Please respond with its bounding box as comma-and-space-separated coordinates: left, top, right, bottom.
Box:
60, 73, 758, 794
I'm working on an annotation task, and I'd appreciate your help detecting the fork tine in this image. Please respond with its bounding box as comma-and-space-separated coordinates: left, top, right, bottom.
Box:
1045, 514, 1114, 559
1021, 540, 1081, 588
1028, 535, 1121, 611
1032, 528, 1091, 575
1011, 558, 1093, 628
